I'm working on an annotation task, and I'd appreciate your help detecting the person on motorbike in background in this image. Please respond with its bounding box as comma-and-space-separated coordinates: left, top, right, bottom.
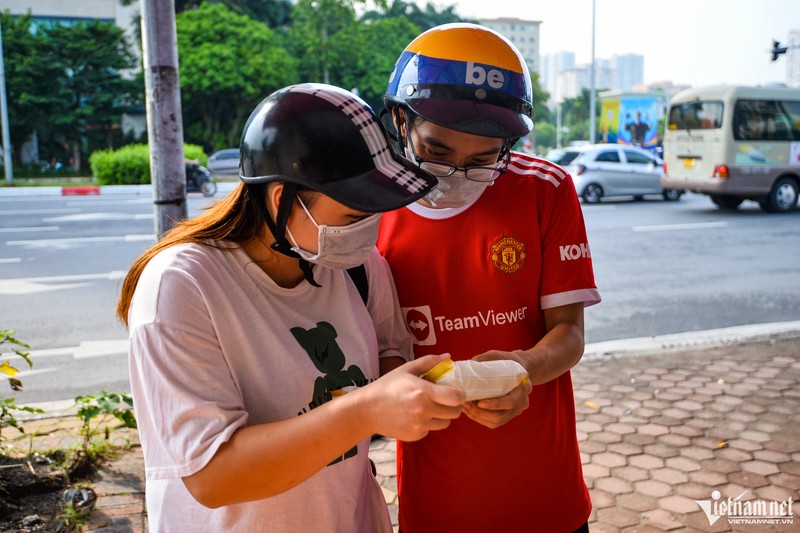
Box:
117, 83, 464, 532
376, 23, 602, 533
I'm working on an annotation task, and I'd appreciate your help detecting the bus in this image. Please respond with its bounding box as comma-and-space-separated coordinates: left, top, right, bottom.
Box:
661, 85, 800, 212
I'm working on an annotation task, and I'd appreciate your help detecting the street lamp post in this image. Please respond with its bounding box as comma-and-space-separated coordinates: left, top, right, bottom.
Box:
0, 22, 13, 185
589, 0, 596, 145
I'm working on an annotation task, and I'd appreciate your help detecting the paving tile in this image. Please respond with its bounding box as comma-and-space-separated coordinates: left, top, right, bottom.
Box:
640, 508, 685, 530
714, 446, 753, 462
582, 462, 611, 479
703, 457, 743, 474
659, 494, 701, 514
634, 479, 672, 498
740, 459, 780, 476
596, 507, 640, 528
677, 481, 717, 500
666, 456, 703, 473
658, 433, 692, 448
616, 492, 657, 512
643, 442, 680, 459
767, 472, 800, 492
728, 439, 764, 452
689, 469, 728, 487
589, 488, 616, 509
607, 442, 644, 457
651, 467, 689, 484
596, 476, 634, 495
629, 454, 665, 470
613, 465, 649, 482
727, 470, 769, 488
591, 431, 624, 444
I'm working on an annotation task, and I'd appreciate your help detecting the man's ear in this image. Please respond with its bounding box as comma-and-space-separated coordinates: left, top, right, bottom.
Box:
392, 108, 407, 141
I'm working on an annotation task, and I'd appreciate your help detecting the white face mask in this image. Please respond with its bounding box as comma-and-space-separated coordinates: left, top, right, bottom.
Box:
406, 144, 491, 209
421, 170, 490, 209
286, 196, 381, 270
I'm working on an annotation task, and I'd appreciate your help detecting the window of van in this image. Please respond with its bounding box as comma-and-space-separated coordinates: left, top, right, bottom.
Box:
733, 99, 800, 141
668, 101, 723, 130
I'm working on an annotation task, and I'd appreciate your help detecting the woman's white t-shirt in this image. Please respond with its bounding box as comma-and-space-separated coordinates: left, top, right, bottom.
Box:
127, 242, 412, 532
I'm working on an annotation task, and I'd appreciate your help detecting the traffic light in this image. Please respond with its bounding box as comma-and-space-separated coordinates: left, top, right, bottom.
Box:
771, 39, 788, 62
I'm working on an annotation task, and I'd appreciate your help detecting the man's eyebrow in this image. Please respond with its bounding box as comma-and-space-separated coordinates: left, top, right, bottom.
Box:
419, 134, 501, 157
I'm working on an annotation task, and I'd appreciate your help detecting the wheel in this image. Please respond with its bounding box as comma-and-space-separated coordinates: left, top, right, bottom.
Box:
662, 188, 683, 201
761, 177, 798, 213
581, 184, 603, 204
200, 177, 218, 197
710, 194, 743, 210
633, 195, 644, 201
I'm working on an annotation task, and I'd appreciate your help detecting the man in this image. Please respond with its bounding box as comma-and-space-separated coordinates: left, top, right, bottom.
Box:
376, 24, 601, 532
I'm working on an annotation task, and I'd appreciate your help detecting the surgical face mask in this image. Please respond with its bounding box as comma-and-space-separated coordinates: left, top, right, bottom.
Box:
286, 196, 381, 270
405, 139, 492, 209
420, 170, 491, 209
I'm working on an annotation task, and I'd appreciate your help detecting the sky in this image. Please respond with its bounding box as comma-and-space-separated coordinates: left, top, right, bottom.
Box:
414, 0, 800, 87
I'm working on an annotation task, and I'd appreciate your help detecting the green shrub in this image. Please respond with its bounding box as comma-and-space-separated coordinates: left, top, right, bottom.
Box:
90, 144, 207, 185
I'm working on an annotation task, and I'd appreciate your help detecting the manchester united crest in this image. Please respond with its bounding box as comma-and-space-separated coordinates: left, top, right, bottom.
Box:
490, 236, 526, 274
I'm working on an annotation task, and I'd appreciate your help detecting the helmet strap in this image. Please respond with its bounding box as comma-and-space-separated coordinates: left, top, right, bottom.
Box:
266, 182, 322, 288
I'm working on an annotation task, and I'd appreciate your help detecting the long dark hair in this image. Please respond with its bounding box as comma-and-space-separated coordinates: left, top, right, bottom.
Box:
116, 183, 268, 325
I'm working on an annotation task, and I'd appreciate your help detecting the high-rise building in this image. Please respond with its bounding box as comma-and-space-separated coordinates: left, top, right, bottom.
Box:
787, 29, 800, 89
542, 51, 575, 104
610, 54, 644, 92
478, 18, 541, 78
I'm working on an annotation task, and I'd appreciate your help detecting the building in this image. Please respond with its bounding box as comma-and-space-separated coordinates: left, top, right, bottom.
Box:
542, 51, 575, 105
610, 53, 644, 92
0, 0, 145, 139
478, 17, 541, 78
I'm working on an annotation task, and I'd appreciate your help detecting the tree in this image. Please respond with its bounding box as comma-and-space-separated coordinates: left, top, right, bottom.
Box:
42, 21, 138, 171
288, 0, 363, 85
176, 3, 298, 151
0, 14, 64, 165
361, 0, 462, 30
325, 17, 420, 111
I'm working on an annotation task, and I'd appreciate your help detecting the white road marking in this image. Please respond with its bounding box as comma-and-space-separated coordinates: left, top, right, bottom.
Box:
0, 208, 81, 216
0, 271, 126, 295
0, 226, 59, 233
0, 258, 22, 263
632, 221, 729, 232
1, 339, 129, 361
42, 213, 153, 222
6, 234, 154, 248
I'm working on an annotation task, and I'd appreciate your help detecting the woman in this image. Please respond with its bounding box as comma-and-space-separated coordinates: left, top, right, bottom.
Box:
117, 84, 464, 532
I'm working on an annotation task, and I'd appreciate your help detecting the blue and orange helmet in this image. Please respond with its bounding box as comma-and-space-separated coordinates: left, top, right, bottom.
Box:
385, 23, 533, 139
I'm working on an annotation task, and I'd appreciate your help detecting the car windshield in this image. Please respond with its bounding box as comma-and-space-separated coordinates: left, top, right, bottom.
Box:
668, 101, 723, 131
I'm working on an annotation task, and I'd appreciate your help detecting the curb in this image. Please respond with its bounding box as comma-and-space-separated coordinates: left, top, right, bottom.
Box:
0, 182, 238, 197
583, 320, 800, 360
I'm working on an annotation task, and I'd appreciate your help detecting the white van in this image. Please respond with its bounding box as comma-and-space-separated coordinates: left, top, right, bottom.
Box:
661, 85, 800, 212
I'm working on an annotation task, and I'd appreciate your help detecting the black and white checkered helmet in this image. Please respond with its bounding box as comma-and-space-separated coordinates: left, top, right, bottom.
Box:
240, 83, 437, 213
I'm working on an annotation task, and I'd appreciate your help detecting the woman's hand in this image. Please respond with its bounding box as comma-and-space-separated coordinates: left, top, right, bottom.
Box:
358, 354, 465, 442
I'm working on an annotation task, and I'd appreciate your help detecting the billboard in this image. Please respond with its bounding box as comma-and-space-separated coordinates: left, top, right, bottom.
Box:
599, 92, 663, 149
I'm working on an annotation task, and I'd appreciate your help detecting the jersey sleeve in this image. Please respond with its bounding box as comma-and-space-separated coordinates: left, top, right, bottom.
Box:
539, 173, 602, 310
364, 247, 414, 363
128, 255, 248, 481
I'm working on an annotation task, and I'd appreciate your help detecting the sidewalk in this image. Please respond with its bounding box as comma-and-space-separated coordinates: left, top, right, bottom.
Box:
8, 327, 800, 532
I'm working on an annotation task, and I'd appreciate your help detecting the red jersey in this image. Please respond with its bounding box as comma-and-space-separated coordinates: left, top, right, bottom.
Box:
377, 152, 601, 533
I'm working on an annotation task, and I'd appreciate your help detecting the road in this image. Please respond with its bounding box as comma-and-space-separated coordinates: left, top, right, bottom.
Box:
1, 188, 799, 405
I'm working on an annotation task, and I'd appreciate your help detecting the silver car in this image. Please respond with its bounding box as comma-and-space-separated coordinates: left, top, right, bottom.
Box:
207, 148, 240, 175
557, 144, 683, 203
